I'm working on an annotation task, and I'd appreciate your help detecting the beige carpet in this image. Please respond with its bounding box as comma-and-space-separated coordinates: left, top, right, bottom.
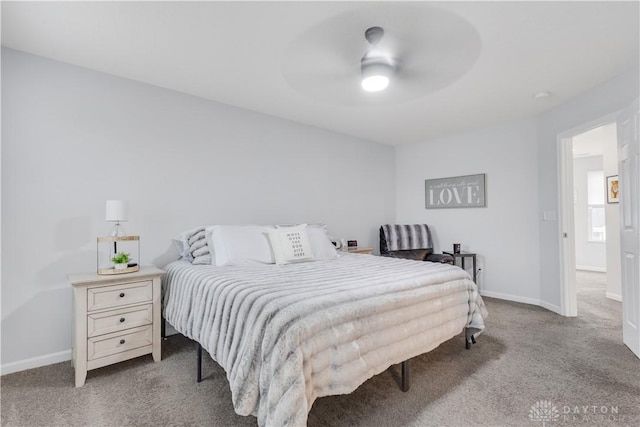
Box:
2, 276, 639, 426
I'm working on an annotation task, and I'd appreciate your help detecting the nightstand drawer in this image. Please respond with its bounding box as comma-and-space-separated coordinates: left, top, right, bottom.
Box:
87, 325, 153, 361
87, 304, 153, 338
87, 280, 152, 312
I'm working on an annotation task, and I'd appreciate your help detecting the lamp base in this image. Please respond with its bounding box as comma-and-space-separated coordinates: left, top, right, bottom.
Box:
110, 222, 126, 237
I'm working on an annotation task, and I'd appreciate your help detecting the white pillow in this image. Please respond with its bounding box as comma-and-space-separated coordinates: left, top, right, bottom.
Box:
306, 224, 338, 260
211, 225, 275, 266
268, 224, 315, 265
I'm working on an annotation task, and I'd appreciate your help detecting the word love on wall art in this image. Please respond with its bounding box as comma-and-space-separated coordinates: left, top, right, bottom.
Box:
425, 174, 487, 209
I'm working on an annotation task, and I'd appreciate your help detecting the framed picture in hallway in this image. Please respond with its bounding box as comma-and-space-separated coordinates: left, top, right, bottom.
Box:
606, 175, 619, 204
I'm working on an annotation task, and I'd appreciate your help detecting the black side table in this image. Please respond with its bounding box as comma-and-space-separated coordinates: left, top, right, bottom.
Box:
444, 252, 477, 283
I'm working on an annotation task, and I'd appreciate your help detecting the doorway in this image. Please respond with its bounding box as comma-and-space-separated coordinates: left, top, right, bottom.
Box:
571, 123, 622, 315
558, 115, 620, 317
559, 100, 640, 358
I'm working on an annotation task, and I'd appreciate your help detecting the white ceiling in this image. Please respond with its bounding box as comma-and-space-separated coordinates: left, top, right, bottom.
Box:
2, 1, 638, 146
572, 122, 616, 158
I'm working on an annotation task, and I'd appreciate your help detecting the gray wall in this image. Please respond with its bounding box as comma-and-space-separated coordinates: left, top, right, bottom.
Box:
1, 48, 395, 368
396, 118, 541, 305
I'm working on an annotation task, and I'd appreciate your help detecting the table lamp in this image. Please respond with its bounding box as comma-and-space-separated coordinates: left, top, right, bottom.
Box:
97, 200, 139, 275
106, 200, 128, 237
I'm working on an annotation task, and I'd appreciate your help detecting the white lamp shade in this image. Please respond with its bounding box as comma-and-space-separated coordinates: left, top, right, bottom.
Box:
105, 200, 129, 222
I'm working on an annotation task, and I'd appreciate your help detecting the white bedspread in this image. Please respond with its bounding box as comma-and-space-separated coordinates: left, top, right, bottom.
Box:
163, 253, 487, 427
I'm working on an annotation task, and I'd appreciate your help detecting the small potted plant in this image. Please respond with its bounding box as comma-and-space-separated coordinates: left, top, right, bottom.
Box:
111, 252, 130, 270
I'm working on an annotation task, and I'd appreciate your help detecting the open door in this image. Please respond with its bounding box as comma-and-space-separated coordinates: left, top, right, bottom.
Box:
618, 98, 639, 358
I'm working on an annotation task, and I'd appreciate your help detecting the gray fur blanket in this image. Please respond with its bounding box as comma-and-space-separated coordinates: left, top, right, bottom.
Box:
163, 253, 487, 426
381, 224, 433, 251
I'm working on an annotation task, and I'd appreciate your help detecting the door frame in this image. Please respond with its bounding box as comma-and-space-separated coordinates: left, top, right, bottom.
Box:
557, 112, 619, 317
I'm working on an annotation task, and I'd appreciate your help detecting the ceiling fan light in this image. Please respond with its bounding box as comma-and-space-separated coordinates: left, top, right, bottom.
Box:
362, 75, 390, 92
361, 60, 395, 92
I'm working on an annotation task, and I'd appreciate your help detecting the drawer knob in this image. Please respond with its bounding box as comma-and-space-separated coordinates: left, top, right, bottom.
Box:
119, 317, 125, 323
119, 293, 125, 298
120, 339, 125, 345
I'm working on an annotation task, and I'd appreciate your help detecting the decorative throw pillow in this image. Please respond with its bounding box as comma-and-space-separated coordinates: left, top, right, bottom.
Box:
173, 226, 206, 262
306, 224, 338, 260
191, 245, 210, 258
173, 226, 216, 265
189, 237, 207, 253
192, 254, 212, 265
188, 230, 206, 246
268, 225, 315, 265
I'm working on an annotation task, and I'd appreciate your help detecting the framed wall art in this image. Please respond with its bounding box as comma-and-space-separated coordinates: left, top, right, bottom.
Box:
425, 173, 486, 209
606, 175, 619, 203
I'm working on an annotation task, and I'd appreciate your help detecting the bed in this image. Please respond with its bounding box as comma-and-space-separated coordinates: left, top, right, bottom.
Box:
163, 245, 487, 427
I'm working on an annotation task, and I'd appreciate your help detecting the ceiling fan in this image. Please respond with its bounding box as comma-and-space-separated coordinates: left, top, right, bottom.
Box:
281, 4, 481, 105
360, 26, 397, 92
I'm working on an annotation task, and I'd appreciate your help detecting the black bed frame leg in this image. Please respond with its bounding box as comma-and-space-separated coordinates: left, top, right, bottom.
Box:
465, 327, 471, 349
401, 360, 410, 392
197, 343, 203, 383
464, 327, 476, 350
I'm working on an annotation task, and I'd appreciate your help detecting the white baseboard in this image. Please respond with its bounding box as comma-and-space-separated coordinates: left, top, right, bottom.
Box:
576, 266, 606, 273
606, 292, 622, 302
480, 290, 539, 306
2, 323, 182, 376
1, 349, 71, 376
539, 299, 563, 315
480, 290, 563, 315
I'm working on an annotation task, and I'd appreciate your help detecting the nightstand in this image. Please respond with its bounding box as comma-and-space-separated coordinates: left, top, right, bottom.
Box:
345, 247, 374, 255
68, 266, 164, 387
443, 252, 477, 282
